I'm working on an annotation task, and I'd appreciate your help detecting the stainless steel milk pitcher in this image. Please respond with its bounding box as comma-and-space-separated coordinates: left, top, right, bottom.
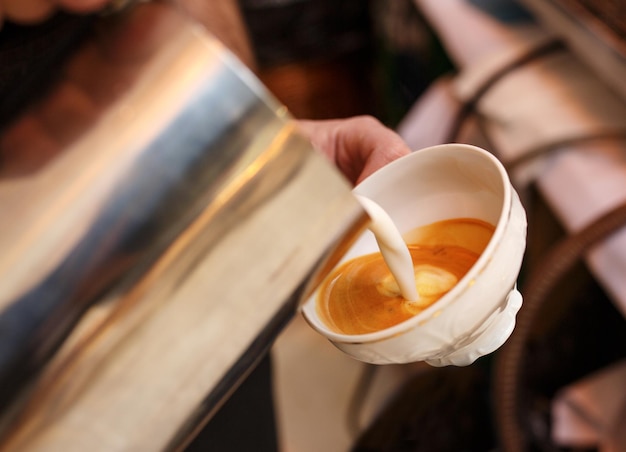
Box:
0, 3, 366, 450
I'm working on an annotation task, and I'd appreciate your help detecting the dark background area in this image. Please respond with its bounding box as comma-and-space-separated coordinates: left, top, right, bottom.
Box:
238, 0, 452, 126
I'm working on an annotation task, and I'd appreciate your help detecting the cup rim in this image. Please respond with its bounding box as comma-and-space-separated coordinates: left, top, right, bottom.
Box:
302, 143, 513, 344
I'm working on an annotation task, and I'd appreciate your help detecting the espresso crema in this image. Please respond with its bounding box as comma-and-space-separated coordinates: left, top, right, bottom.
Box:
317, 218, 495, 335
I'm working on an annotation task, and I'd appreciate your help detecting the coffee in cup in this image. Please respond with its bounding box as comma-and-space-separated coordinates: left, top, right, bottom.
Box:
301, 143, 527, 366
317, 217, 495, 335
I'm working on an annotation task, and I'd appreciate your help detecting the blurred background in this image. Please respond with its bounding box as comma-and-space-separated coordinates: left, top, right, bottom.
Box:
238, 0, 452, 126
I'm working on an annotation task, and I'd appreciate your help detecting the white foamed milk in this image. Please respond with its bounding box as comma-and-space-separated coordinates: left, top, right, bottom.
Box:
355, 195, 419, 301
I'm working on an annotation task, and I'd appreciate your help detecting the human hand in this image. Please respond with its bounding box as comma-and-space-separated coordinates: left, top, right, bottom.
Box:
296, 116, 411, 185
0, 0, 111, 27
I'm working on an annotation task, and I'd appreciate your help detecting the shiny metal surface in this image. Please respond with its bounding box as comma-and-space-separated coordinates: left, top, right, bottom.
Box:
0, 3, 366, 450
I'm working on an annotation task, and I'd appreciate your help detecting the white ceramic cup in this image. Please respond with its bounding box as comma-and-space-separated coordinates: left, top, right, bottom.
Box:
302, 143, 527, 366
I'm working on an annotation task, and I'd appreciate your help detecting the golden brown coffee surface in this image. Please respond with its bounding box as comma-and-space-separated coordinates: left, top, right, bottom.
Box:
317, 218, 495, 335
